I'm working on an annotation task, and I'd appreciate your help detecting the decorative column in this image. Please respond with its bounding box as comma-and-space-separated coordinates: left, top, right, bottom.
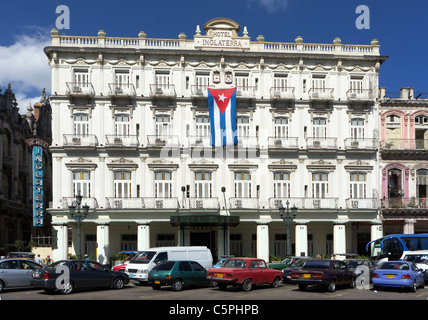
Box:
333, 223, 346, 259
295, 223, 308, 257
53, 224, 68, 261
256, 223, 269, 262
96, 224, 110, 264
403, 219, 416, 234
137, 224, 150, 250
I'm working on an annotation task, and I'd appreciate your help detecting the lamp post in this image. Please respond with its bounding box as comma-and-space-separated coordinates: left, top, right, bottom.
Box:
68, 190, 90, 260
279, 200, 298, 257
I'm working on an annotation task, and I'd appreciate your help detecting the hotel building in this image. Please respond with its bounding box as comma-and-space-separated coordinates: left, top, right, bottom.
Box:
45, 18, 387, 263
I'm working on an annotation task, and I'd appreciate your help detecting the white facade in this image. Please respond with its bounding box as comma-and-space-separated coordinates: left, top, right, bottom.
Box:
46, 18, 386, 263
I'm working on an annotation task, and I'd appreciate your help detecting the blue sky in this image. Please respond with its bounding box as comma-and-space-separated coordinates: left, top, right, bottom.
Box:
1, 0, 427, 113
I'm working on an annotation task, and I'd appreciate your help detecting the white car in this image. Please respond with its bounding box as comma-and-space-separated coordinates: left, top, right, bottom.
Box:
400, 250, 428, 283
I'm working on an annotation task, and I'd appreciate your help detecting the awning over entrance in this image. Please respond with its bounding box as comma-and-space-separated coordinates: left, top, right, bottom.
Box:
170, 215, 240, 227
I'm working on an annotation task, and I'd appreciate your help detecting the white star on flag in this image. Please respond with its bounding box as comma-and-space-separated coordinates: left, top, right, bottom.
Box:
218, 93, 226, 102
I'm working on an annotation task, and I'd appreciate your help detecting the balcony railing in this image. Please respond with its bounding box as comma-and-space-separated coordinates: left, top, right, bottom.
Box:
108, 83, 136, 97
344, 138, 376, 150
149, 84, 176, 97
306, 137, 337, 149
269, 87, 295, 100
188, 136, 212, 148
188, 197, 220, 209
191, 85, 209, 97
235, 86, 256, 99
381, 139, 428, 150
381, 197, 428, 209
229, 197, 259, 209
146, 135, 180, 148
267, 137, 299, 149
63, 134, 98, 147
308, 88, 334, 100
105, 135, 139, 148
61, 197, 99, 209
66, 82, 95, 97
346, 89, 375, 101
106, 197, 179, 209
268, 197, 338, 209
345, 198, 379, 209
237, 136, 259, 149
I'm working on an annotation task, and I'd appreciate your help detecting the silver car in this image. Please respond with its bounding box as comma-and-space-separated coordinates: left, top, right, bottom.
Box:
0, 259, 43, 292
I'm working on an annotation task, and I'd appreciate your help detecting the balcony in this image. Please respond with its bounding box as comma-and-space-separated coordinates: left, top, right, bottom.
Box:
381, 139, 428, 151
66, 82, 95, 97
235, 86, 256, 100
345, 198, 379, 209
308, 88, 334, 101
382, 197, 428, 209
191, 85, 209, 98
63, 134, 98, 148
106, 197, 179, 209
269, 87, 295, 101
108, 83, 136, 97
61, 197, 99, 209
306, 137, 337, 150
346, 89, 375, 102
267, 137, 299, 151
237, 136, 259, 149
344, 138, 377, 151
188, 136, 212, 148
105, 135, 139, 149
146, 135, 180, 149
150, 84, 176, 98
229, 197, 259, 210
188, 197, 220, 210
269, 197, 338, 209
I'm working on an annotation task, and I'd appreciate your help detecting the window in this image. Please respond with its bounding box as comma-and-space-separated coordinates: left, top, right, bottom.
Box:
195, 115, 210, 138
114, 171, 132, 198
350, 76, 363, 93
190, 261, 204, 271
351, 118, 365, 139
237, 116, 250, 137
273, 172, 290, 198
155, 71, 170, 88
179, 261, 192, 272
74, 113, 89, 135
312, 75, 326, 92
312, 172, 328, 198
115, 70, 130, 86
230, 234, 243, 257
273, 74, 288, 90
235, 172, 251, 198
155, 114, 171, 137
195, 171, 212, 198
350, 173, 367, 198
74, 70, 89, 87
235, 73, 249, 90
274, 117, 288, 138
73, 171, 91, 197
313, 118, 327, 138
115, 114, 130, 136
196, 73, 210, 88
155, 171, 172, 198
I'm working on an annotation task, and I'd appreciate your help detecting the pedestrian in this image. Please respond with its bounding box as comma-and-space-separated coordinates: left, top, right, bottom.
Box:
44, 254, 52, 265
330, 254, 336, 260
35, 254, 42, 264
84, 254, 89, 261
316, 253, 322, 259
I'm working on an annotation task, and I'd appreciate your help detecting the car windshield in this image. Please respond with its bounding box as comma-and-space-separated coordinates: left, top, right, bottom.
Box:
302, 261, 330, 269
380, 262, 409, 270
344, 260, 364, 267
45, 261, 69, 270
222, 259, 247, 268
290, 259, 307, 267
130, 251, 156, 264
152, 261, 175, 271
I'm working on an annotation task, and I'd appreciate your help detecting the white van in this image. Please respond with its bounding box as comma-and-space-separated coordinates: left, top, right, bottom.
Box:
400, 250, 428, 282
125, 246, 213, 284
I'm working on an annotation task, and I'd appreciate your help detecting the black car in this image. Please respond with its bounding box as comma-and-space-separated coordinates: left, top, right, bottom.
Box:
282, 257, 313, 284
343, 259, 376, 282
32, 260, 130, 294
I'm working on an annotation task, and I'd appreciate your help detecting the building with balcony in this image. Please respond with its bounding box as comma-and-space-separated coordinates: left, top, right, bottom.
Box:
45, 18, 387, 263
379, 87, 428, 234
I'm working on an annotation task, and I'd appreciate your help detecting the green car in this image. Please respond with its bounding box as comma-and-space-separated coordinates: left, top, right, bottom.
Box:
148, 260, 210, 291
268, 257, 295, 270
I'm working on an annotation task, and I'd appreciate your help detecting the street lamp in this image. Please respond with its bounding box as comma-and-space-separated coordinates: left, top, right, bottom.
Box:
279, 200, 298, 257
69, 190, 90, 260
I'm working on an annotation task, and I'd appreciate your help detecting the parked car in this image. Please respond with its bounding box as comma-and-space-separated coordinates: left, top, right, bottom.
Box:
344, 258, 376, 282
268, 257, 295, 270
206, 258, 282, 292
0, 258, 43, 293
213, 256, 234, 268
372, 261, 425, 292
32, 260, 130, 294
291, 259, 355, 292
400, 250, 428, 283
111, 251, 137, 272
6, 252, 36, 260
282, 257, 313, 283
148, 260, 210, 291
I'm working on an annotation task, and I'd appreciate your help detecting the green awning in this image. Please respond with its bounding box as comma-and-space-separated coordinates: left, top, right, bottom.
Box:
170, 215, 240, 227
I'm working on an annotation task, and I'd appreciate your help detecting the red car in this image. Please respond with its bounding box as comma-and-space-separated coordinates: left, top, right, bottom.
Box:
206, 258, 282, 291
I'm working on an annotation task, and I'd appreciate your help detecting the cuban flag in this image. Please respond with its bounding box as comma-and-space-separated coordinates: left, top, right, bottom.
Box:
208, 87, 238, 146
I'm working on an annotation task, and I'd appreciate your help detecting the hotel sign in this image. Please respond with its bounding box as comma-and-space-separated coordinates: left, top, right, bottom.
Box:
26, 138, 48, 227
195, 30, 250, 51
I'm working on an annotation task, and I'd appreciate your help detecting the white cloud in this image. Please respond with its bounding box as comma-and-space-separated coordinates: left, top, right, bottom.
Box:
0, 27, 51, 114
247, 0, 289, 13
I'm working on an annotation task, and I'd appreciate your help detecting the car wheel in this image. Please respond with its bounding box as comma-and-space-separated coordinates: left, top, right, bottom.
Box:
241, 279, 252, 292
271, 276, 280, 288
298, 284, 307, 291
0, 280, 4, 293
411, 281, 417, 293
327, 280, 336, 292
172, 279, 183, 292
350, 277, 356, 289
59, 281, 75, 294
113, 277, 125, 289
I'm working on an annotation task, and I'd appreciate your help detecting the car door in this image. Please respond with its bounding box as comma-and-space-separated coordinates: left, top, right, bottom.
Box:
87, 261, 112, 287
0, 260, 21, 287
72, 261, 93, 288
190, 261, 207, 285
178, 261, 194, 286
257, 260, 270, 284
333, 261, 345, 284
19, 260, 42, 286
248, 260, 262, 284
